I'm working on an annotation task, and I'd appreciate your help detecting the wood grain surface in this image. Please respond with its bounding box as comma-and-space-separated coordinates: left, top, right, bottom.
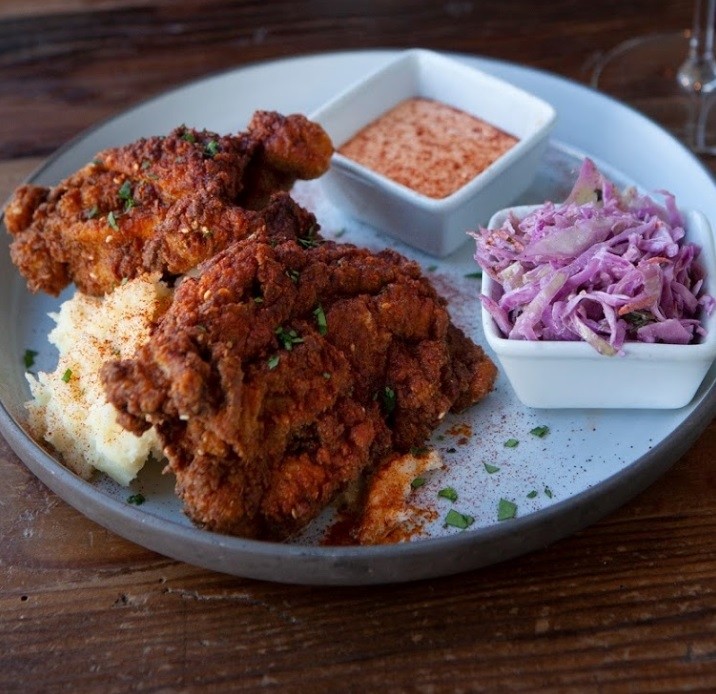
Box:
1, 1, 715, 691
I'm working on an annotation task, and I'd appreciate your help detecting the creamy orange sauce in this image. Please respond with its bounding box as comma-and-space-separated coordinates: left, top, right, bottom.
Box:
339, 97, 518, 199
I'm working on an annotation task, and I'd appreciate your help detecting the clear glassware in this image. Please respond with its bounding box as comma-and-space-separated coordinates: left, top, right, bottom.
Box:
592, 0, 716, 155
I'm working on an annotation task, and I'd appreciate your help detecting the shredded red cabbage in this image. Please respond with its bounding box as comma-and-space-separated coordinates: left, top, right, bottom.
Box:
471, 159, 715, 355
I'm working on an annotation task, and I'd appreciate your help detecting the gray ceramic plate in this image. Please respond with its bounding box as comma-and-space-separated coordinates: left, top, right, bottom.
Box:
1, 50, 715, 585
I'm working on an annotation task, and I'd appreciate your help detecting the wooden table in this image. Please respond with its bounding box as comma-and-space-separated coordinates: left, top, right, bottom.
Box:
2, 1, 715, 690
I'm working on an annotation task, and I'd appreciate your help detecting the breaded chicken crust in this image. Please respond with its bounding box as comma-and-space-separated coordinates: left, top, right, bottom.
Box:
101, 232, 497, 540
5, 112, 332, 296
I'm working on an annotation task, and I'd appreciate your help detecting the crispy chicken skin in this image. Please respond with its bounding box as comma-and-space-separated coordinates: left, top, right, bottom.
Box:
101, 232, 497, 540
5, 112, 333, 296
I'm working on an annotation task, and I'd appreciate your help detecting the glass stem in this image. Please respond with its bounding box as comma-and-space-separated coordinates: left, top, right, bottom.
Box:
688, 0, 716, 153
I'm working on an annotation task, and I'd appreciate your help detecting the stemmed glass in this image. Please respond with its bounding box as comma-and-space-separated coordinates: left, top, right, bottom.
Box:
591, 0, 716, 155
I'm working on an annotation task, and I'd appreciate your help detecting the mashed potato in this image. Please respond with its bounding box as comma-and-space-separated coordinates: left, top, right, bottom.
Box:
26, 275, 172, 486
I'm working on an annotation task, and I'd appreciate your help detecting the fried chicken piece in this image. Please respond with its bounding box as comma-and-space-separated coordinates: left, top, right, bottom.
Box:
5, 112, 333, 296
101, 234, 497, 540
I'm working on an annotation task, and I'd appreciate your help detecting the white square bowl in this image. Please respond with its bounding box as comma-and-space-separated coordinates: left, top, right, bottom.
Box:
310, 49, 557, 257
481, 206, 716, 409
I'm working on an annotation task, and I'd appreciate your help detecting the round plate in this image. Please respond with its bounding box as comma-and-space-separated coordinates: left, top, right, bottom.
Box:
1, 50, 715, 585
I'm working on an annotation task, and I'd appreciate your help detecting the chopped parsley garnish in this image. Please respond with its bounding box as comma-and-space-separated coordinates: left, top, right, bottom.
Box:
530, 425, 550, 438
285, 269, 300, 283
23, 349, 38, 370
504, 438, 519, 448
298, 236, 321, 249
380, 386, 396, 416
322, 371, 331, 380
437, 487, 458, 502
267, 354, 280, 370
275, 326, 303, 351
141, 159, 152, 170
204, 139, 220, 157
444, 509, 474, 530
180, 129, 196, 143
410, 477, 426, 490
127, 493, 146, 505
298, 223, 321, 248
107, 211, 119, 231
527, 490, 538, 499
410, 445, 429, 456
61, 368, 73, 383
84, 205, 99, 220
117, 180, 135, 211
464, 271, 482, 279
544, 487, 554, 499
427, 264, 438, 272
313, 304, 328, 335
333, 228, 346, 238
497, 498, 517, 521
483, 462, 500, 474
624, 310, 655, 328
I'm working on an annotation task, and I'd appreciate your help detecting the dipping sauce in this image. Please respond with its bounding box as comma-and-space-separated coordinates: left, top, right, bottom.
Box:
338, 97, 518, 199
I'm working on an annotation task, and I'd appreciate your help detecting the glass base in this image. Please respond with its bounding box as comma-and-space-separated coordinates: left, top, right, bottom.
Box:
592, 32, 716, 156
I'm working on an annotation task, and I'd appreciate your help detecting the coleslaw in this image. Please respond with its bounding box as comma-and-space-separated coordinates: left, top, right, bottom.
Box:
472, 159, 715, 355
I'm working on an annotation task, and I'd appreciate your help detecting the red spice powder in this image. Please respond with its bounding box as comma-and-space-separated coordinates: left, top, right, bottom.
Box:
339, 97, 518, 199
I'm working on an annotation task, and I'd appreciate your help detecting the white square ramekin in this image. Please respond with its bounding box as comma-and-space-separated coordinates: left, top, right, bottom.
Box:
310, 49, 557, 257
480, 206, 716, 409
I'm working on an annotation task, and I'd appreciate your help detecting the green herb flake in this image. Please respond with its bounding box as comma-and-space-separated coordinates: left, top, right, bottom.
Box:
298, 236, 321, 249
204, 139, 220, 157
267, 354, 280, 370
380, 386, 396, 416
624, 310, 655, 328
437, 487, 458, 503
322, 371, 331, 380
530, 425, 550, 438
127, 493, 146, 506
544, 487, 554, 499
464, 271, 482, 279
427, 264, 438, 272
23, 349, 38, 370
483, 462, 500, 474
61, 368, 73, 383
118, 180, 132, 200
253, 296, 264, 304
333, 228, 346, 238
410, 477, 426, 490
409, 445, 429, 457
84, 205, 99, 220
117, 180, 137, 212
275, 326, 304, 351
527, 490, 538, 499
141, 159, 152, 170
444, 509, 475, 530
497, 498, 518, 521
298, 223, 321, 248
180, 129, 196, 143
504, 438, 519, 448
285, 269, 300, 283
107, 211, 119, 231
313, 304, 328, 335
